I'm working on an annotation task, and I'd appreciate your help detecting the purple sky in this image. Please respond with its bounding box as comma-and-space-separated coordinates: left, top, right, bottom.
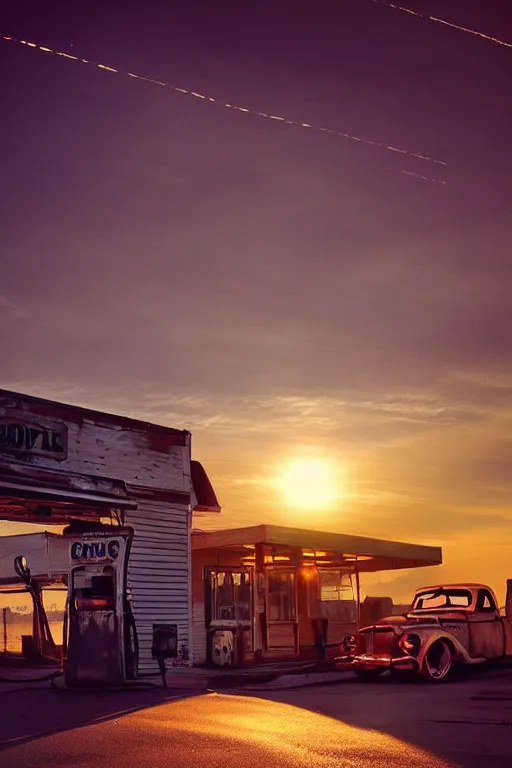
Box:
1, 1, 511, 599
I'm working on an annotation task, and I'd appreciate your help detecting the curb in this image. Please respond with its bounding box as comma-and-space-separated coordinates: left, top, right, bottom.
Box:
205, 673, 277, 690
202, 661, 333, 690
241, 675, 350, 692
208, 672, 351, 694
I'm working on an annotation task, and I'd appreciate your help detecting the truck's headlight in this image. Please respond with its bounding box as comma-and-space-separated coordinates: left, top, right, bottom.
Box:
402, 633, 421, 656
342, 634, 357, 653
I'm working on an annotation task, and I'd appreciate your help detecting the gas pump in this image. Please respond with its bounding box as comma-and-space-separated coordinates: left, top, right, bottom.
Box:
64, 526, 138, 687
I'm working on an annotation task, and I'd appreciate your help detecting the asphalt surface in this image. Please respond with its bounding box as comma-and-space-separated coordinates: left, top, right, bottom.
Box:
1, 669, 512, 767
266, 669, 512, 768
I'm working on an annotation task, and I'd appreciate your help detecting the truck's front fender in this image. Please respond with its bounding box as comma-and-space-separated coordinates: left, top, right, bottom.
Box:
408, 629, 472, 666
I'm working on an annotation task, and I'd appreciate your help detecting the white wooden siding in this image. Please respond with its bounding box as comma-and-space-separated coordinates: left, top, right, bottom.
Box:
126, 499, 190, 673
192, 602, 207, 665
12, 421, 187, 492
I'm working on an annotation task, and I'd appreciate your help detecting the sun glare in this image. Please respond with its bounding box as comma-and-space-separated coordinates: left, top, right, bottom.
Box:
276, 457, 342, 510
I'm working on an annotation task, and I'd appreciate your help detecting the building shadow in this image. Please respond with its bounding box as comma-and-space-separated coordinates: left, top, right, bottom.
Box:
2, 667, 512, 767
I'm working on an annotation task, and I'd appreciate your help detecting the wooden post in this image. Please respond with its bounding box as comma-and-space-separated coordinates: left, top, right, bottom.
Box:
2, 607, 7, 653
355, 560, 361, 631
292, 548, 300, 656
254, 543, 267, 659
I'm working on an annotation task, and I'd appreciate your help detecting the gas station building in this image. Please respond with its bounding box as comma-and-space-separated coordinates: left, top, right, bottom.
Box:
0, 388, 442, 681
0, 388, 220, 677
191, 525, 441, 666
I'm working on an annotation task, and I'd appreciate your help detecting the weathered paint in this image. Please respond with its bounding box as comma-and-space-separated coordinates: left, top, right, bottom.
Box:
0, 411, 68, 460
191, 524, 442, 572
347, 582, 512, 680
0, 389, 189, 493
0, 390, 204, 674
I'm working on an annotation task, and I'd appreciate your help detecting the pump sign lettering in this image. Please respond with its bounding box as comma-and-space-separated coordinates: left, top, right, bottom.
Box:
71, 539, 120, 562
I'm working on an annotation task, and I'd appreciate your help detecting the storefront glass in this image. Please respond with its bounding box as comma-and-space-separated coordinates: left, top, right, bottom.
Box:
209, 569, 251, 622
268, 570, 296, 621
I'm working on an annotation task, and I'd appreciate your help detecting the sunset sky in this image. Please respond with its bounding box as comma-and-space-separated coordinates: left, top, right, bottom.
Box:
1, 1, 511, 602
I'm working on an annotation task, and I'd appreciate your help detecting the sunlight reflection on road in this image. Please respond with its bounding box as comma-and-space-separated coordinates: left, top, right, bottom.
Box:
120, 693, 457, 768
1, 692, 458, 767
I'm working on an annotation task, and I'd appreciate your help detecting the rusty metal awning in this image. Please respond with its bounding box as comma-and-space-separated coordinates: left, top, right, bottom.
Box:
191, 460, 221, 513
192, 524, 442, 573
0, 462, 137, 512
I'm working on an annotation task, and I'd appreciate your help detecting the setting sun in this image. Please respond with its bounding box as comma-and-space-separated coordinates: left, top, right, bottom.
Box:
276, 457, 342, 509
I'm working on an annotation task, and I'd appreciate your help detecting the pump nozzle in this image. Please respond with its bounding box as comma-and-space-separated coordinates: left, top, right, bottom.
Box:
14, 555, 31, 584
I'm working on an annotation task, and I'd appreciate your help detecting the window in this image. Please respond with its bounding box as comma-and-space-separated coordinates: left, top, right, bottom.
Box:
268, 571, 296, 621
450, 595, 471, 607
412, 589, 472, 611
477, 589, 497, 613
209, 569, 251, 621
319, 570, 353, 602
316, 570, 357, 622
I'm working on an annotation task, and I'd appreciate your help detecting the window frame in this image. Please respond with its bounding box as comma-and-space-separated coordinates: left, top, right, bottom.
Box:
476, 588, 498, 614
412, 588, 473, 611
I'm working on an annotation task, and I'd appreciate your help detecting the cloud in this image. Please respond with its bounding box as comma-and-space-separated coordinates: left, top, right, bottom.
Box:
441, 371, 512, 411
0, 382, 488, 448
356, 502, 512, 540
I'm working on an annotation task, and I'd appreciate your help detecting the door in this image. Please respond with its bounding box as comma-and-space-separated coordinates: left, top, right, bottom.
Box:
266, 569, 298, 652
468, 589, 505, 659
204, 567, 254, 663
315, 569, 358, 645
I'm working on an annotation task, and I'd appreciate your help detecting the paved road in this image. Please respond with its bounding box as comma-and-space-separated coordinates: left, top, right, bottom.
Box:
2, 689, 451, 768
1, 669, 512, 767
263, 670, 512, 768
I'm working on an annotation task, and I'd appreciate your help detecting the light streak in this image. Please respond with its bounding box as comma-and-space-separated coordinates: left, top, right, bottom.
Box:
1, 32, 448, 181
399, 169, 446, 185
370, 1, 512, 49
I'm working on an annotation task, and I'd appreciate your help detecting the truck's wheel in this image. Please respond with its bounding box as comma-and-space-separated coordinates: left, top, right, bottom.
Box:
354, 667, 385, 681
421, 639, 452, 682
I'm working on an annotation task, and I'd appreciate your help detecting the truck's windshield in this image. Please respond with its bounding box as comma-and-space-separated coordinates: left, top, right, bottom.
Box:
412, 588, 472, 611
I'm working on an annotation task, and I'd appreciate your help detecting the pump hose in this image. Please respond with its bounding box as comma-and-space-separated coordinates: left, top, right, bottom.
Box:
0, 670, 62, 684
50, 676, 166, 691
0, 674, 164, 687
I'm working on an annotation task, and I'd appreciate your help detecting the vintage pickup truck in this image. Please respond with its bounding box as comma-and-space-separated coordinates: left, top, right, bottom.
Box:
335, 582, 512, 682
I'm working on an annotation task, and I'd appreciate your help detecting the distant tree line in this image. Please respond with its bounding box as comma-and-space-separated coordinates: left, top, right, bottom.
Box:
2, 606, 64, 623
